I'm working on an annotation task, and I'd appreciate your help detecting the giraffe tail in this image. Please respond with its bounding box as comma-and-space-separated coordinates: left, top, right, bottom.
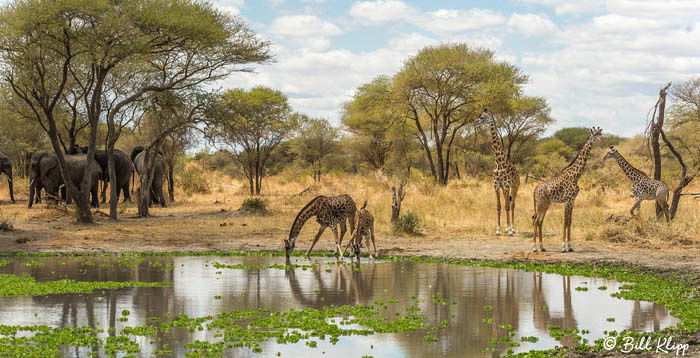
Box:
360, 200, 367, 210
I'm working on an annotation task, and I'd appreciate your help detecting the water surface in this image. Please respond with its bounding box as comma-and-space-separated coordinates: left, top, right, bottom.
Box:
0, 256, 678, 357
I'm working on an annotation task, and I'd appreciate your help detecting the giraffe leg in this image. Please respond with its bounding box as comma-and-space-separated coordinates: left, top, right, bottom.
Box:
630, 198, 642, 217
495, 186, 502, 235
338, 220, 348, 255
510, 183, 519, 236
533, 198, 549, 252
504, 187, 512, 237
369, 225, 377, 260
331, 225, 344, 260
563, 202, 574, 252
306, 226, 327, 258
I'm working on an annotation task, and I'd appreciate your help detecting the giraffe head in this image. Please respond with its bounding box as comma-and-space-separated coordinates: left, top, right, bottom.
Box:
284, 236, 296, 259
474, 108, 492, 127
603, 146, 619, 161
590, 127, 603, 143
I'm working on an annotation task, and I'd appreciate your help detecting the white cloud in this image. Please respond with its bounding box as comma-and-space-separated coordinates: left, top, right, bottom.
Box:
268, 15, 343, 37
213, 0, 244, 16
507, 13, 558, 37
422, 9, 506, 34
348, 0, 420, 26
520, 0, 604, 16
267, 15, 343, 51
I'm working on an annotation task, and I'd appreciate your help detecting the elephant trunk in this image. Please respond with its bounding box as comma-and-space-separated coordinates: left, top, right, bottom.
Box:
28, 176, 36, 208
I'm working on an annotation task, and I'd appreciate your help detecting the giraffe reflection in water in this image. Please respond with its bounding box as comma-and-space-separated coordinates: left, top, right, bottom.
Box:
0, 256, 680, 357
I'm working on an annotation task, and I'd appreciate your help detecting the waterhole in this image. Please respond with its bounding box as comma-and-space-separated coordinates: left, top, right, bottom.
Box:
0, 255, 678, 357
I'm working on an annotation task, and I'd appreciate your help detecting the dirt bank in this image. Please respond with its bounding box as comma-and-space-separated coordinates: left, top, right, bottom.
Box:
0, 199, 698, 275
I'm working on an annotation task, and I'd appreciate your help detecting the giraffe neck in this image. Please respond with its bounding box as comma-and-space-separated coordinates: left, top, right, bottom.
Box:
488, 119, 507, 165
561, 134, 595, 181
289, 199, 319, 239
613, 153, 645, 182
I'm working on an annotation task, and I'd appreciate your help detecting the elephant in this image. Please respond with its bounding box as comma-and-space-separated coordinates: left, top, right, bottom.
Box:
131, 146, 167, 208
79, 146, 134, 203
28, 152, 102, 208
0, 154, 15, 203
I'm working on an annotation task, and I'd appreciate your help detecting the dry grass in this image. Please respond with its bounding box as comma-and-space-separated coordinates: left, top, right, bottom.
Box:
0, 170, 698, 252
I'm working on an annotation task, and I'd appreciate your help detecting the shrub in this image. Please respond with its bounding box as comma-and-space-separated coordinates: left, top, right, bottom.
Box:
239, 197, 269, 215
392, 211, 420, 235
177, 162, 210, 196
0, 216, 12, 231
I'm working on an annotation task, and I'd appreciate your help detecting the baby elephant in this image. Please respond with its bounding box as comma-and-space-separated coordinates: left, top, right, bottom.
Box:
345, 200, 377, 260
604, 146, 671, 222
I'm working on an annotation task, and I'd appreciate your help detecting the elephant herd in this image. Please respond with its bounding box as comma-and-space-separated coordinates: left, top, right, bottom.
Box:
0, 146, 167, 209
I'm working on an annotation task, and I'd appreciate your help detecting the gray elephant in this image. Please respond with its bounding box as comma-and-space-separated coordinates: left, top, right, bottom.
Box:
131, 146, 166, 208
28, 152, 102, 208
79, 146, 134, 203
0, 154, 15, 203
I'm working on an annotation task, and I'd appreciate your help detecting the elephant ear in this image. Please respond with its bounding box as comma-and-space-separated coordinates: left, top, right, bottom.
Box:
40, 154, 59, 173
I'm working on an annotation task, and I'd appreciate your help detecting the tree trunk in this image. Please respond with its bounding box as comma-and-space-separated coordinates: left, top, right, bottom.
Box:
651, 82, 671, 215
660, 129, 693, 219
137, 148, 156, 217
107, 146, 118, 221
167, 161, 174, 202
391, 181, 406, 222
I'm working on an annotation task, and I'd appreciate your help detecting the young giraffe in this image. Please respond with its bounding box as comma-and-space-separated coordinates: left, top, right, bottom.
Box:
343, 200, 377, 260
532, 127, 603, 252
284, 194, 356, 259
603, 146, 671, 222
474, 108, 520, 236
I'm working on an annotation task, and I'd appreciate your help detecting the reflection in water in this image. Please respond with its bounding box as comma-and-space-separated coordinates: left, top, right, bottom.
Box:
0, 256, 678, 357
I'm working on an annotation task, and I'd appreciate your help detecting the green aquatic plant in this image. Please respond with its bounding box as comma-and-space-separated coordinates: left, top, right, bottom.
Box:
0, 274, 170, 297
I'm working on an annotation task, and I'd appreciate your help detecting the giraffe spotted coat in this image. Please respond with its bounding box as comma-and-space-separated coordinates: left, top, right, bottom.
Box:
284, 194, 357, 259
475, 109, 520, 236
532, 127, 603, 253
604, 146, 670, 222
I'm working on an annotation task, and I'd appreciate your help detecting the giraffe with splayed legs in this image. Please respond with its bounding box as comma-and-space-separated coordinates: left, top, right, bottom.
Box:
532, 127, 603, 252
284, 194, 356, 259
604, 146, 671, 222
474, 109, 520, 236
343, 200, 377, 260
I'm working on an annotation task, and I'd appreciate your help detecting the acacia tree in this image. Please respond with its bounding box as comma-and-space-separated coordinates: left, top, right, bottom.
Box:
495, 96, 552, 163
342, 76, 396, 170
393, 43, 526, 185
0, 0, 271, 221
207, 86, 294, 195
0, 0, 98, 222
134, 89, 212, 217
292, 116, 339, 182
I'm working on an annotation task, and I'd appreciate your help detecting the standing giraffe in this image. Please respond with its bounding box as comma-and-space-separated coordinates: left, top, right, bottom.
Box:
343, 200, 377, 260
603, 146, 670, 222
284, 194, 356, 259
532, 127, 603, 252
475, 109, 520, 236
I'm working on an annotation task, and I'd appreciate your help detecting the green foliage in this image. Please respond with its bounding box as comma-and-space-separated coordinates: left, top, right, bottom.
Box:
239, 197, 269, 215
392, 211, 420, 235
553, 127, 591, 153
177, 162, 210, 196
291, 116, 340, 181
207, 87, 294, 195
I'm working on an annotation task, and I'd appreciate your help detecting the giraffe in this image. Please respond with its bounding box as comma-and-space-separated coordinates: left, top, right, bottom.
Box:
603, 146, 671, 222
284, 194, 356, 259
343, 200, 377, 260
474, 108, 520, 236
532, 127, 603, 253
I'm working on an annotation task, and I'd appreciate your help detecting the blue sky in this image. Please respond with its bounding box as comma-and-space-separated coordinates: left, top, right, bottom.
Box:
214, 0, 700, 136
1, 0, 696, 136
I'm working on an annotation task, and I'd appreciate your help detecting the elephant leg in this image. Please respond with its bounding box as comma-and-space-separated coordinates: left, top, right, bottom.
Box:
156, 181, 166, 208
7, 176, 14, 204
101, 180, 108, 204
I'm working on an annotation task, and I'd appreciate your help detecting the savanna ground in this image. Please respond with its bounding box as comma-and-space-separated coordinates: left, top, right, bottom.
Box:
0, 169, 699, 275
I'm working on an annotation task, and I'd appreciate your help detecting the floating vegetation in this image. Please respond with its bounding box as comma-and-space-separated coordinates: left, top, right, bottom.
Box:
0, 274, 170, 297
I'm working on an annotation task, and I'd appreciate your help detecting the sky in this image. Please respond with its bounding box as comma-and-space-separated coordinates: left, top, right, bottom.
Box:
212, 0, 700, 136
